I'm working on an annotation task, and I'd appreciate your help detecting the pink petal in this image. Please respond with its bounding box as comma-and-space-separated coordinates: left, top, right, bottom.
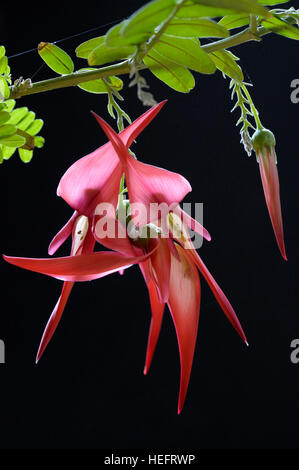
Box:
36, 281, 74, 363
190, 249, 248, 345
119, 100, 167, 148
57, 143, 122, 215
176, 207, 211, 242
92, 114, 191, 225
143, 279, 165, 375
3, 250, 153, 282
57, 102, 166, 215
149, 237, 171, 303
167, 245, 201, 414
93, 215, 140, 257
258, 148, 287, 260
48, 211, 78, 255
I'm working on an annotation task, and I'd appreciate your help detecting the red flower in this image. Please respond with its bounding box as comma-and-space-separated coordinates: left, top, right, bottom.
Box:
4, 209, 246, 413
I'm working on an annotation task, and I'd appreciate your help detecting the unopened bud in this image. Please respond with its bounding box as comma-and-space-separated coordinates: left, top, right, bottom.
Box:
251, 128, 276, 153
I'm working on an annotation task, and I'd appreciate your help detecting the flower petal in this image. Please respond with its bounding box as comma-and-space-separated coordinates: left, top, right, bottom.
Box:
57, 143, 122, 215
36, 281, 74, 363
149, 237, 171, 303
117, 100, 167, 148
93, 215, 140, 257
258, 148, 287, 260
190, 249, 247, 345
176, 206, 211, 242
57, 102, 167, 215
48, 211, 78, 255
3, 250, 153, 282
143, 279, 165, 375
167, 245, 201, 414
92, 114, 191, 225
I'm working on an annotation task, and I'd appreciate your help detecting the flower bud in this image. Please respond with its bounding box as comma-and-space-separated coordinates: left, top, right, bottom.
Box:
251, 128, 276, 153
251, 128, 286, 260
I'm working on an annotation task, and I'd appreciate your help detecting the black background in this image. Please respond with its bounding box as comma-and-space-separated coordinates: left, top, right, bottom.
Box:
0, 0, 298, 449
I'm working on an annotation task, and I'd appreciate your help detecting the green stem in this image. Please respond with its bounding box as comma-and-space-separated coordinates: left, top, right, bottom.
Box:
9, 61, 146, 99
202, 26, 268, 54
250, 14, 258, 34
241, 83, 263, 130
9, 27, 270, 100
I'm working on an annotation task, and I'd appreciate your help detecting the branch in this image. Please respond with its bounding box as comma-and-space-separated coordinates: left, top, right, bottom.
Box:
9, 26, 270, 100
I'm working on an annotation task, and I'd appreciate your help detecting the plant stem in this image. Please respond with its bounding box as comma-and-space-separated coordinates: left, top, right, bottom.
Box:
9, 61, 146, 99
202, 26, 268, 54
241, 83, 263, 130
250, 14, 258, 34
9, 27, 270, 100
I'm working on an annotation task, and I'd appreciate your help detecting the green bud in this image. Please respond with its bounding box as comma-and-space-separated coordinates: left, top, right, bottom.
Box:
251, 128, 276, 153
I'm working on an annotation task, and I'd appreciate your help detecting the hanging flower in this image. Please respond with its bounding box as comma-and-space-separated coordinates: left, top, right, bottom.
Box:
252, 128, 287, 260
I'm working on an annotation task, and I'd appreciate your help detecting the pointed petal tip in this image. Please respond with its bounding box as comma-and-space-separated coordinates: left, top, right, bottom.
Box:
143, 366, 148, 375
157, 99, 167, 108
35, 349, 42, 363
245, 341, 249, 347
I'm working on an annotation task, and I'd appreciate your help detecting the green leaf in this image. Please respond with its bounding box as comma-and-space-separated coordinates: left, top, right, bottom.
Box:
209, 49, 244, 80
218, 14, 250, 29
105, 21, 149, 47
165, 17, 230, 37
18, 148, 33, 163
8, 107, 29, 125
17, 111, 36, 131
152, 35, 216, 74
0, 124, 16, 138
0, 146, 3, 164
177, 0, 270, 18
4, 100, 16, 112
121, 0, 177, 39
0, 134, 25, 147
258, 0, 289, 4
0, 46, 5, 60
262, 14, 299, 40
4, 64, 10, 77
88, 42, 135, 66
0, 111, 10, 126
34, 136, 45, 148
75, 36, 105, 58
191, 0, 270, 16
1, 145, 16, 160
0, 77, 10, 100
38, 42, 74, 74
0, 56, 8, 75
143, 49, 195, 92
77, 68, 123, 93
26, 119, 44, 136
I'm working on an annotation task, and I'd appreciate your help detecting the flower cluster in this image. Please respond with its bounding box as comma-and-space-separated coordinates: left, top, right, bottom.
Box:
3, 102, 247, 413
